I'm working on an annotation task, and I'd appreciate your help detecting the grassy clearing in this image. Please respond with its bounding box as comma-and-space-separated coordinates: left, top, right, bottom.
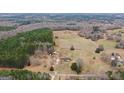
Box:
97, 39, 116, 49
53, 30, 124, 74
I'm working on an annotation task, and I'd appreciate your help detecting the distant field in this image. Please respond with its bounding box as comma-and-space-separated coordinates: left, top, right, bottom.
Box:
0, 26, 16, 31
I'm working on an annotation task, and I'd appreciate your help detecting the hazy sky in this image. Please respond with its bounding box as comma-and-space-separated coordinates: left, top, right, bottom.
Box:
0, 0, 124, 13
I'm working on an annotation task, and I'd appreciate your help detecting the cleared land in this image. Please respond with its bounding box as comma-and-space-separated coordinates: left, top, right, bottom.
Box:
54, 30, 112, 74
25, 30, 124, 76
54, 30, 124, 75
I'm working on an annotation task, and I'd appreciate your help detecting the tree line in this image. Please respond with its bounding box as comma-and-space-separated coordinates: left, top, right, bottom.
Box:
0, 28, 53, 68
0, 26, 16, 31
0, 70, 51, 80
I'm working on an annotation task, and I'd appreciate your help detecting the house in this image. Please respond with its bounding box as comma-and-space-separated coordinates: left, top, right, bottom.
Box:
110, 53, 124, 67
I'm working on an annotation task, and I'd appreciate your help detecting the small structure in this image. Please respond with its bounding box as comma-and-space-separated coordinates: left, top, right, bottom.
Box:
60, 57, 72, 62
110, 53, 124, 67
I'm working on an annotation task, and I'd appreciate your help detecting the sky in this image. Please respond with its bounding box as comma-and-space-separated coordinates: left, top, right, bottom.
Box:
0, 0, 124, 13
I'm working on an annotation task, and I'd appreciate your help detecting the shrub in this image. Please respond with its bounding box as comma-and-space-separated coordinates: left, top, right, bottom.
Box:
50, 66, 54, 71
98, 45, 104, 51
95, 45, 104, 53
95, 48, 101, 53
71, 63, 77, 71
55, 36, 58, 39
71, 58, 83, 74
106, 71, 113, 80
93, 56, 96, 60
70, 45, 75, 50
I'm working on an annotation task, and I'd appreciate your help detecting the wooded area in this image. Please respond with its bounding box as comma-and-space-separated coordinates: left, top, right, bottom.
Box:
0, 28, 53, 68
0, 70, 51, 80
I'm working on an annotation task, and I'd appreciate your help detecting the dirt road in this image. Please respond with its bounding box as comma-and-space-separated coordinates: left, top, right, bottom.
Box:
50, 72, 108, 80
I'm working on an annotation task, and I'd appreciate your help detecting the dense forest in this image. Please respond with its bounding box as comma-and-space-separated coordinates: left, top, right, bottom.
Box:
0, 28, 53, 68
0, 70, 51, 80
